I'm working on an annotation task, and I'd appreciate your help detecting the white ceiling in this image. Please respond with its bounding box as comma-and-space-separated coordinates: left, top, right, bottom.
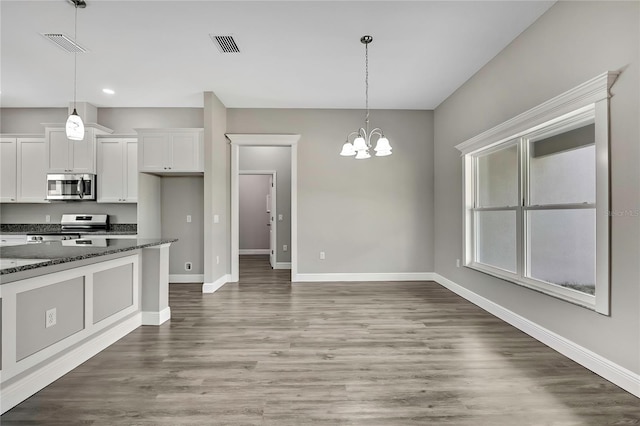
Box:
1, 1, 555, 110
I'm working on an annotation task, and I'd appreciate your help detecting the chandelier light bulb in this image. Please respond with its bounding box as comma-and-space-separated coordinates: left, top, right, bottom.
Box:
355, 150, 371, 160
340, 142, 356, 156
353, 136, 367, 152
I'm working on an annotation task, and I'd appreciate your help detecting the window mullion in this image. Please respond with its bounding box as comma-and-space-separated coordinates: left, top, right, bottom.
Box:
517, 137, 527, 281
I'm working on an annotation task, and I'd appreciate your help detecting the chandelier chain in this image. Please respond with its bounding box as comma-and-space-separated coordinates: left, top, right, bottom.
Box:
365, 40, 369, 126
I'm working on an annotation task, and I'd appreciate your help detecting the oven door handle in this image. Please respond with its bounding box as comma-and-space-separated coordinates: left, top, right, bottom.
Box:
77, 177, 84, 199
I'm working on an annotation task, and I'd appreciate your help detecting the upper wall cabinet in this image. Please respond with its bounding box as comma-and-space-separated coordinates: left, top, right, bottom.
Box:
45, 124, 113, 174
97, 137, 138, 203
1, 137, 17, 202
136, 128, 204, 174
1, 136, 48, 203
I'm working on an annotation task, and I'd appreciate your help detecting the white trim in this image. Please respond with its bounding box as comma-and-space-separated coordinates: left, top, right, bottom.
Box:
274, 262, 291, 270
0, 313, 141, 415
228, 134, 300, 282
202, 274, 230, 293
432, 273, 640, 398
239, 249, 270, 255
141, 307, 171, 326
455, 71, 619, 155
294, 272, 437, 282
169, 274, 204, 283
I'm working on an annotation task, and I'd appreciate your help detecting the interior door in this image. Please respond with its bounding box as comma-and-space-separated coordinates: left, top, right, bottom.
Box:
269, 175, 275, 268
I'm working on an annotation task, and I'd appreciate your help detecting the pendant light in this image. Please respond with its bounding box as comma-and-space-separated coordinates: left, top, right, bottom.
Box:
65, 0, 86, 141
340, 35, 392, 159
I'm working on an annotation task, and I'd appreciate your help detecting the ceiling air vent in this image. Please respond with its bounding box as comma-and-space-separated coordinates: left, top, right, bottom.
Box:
210, 35, 240, 53
41, 33, 87, 53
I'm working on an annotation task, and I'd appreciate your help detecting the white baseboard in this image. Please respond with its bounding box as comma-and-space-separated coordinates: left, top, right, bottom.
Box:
0, 313, 141, 415
274, 262, 291, 270
294, 272, 436, 282
169, 274, 204, 283
239, 249, 270, 255
202, 274, 230, 293
432, 273, 640, 398
141, 307, 171, 326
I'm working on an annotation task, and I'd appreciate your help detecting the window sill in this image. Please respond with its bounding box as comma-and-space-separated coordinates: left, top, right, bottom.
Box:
465, 262, 600, 314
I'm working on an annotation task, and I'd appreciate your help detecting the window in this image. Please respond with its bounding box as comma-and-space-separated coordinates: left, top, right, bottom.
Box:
457, 72, 618, 315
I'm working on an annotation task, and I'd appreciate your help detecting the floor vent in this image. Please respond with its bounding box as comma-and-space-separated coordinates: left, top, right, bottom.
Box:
210, 35, 240, 53
41, 33, 87, 53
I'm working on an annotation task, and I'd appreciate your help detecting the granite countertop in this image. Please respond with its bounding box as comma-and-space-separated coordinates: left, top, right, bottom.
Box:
0, 224, 137, 235
0, 237, 177, 276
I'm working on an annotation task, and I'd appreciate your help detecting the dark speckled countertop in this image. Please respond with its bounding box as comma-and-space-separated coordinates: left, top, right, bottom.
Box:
0, 237, 176, 276
0, 223, 137, 235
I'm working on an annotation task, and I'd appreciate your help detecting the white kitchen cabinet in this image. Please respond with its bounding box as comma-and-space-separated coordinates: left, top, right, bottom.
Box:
0, 136, 47, 203
17, 137, 47, 202
97, 137, 138, 203
136, 129, 203, 174
0, 137, 17, 202
45, 124, 112, 174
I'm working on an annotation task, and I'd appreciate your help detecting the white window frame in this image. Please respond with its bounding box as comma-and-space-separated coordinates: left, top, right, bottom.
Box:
456, 72, 619, 315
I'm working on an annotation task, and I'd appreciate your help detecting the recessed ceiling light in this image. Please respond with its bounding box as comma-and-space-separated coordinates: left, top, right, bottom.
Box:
102, 88, 115, 95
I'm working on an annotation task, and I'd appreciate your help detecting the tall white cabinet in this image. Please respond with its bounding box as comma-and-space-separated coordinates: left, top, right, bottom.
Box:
136, 129, 204, 174
0, 136, 47, 203
97, 137, 138, 203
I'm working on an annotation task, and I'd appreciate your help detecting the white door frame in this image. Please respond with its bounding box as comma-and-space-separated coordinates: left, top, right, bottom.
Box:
239, 170, 277, 265
227, 134, 300, 282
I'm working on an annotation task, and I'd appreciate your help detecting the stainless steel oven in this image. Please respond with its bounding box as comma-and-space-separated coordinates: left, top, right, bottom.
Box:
46, 173, 96, 200
26, 214, 109, 243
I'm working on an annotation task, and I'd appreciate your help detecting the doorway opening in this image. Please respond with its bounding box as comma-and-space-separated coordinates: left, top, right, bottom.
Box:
228, 134, 300, 282
239, 171, 277, 268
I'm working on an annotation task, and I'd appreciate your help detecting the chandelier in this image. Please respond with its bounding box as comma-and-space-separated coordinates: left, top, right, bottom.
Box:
65, 0, 86, 141
340, 35, 392, 159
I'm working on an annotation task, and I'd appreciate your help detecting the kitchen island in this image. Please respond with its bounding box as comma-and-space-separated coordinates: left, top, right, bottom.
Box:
0, 237, 175, 414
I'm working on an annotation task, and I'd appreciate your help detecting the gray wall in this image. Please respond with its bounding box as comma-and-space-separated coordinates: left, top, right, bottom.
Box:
0, 108, 67, 134
433, 1, 639, 372
239, 146, 292, 262
161, 177, 204, 275
239, 174, 271, 251
203, 92, 229, 284
227, 108, 434, 274
98, 108, 203, 134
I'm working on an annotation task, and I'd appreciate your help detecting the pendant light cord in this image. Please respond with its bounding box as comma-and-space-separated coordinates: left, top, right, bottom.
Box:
73, 3, 78, 110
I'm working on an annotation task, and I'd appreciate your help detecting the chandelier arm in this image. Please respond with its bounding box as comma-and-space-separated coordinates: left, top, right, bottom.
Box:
346, 130, 361, 141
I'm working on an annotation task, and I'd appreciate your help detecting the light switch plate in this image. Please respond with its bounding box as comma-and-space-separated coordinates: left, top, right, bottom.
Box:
187, 215, 192, 223
278, 214, 284, 221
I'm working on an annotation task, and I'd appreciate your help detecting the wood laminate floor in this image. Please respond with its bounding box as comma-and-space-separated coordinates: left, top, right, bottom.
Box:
2, 255, 639, 425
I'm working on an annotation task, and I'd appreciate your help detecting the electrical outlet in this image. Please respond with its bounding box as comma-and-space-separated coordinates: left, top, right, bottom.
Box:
320, 251, 325, 260
214, 214, 220, 224
283, 244, 288, 252
45, 215, 51, 223
186, 215, 192, 223
45, 308, 57, 328
456, 259, 461, 268
185, 262, 193, 271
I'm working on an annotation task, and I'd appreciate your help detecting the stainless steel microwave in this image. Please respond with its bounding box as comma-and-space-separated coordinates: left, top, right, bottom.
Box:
46, 173, 96, 201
